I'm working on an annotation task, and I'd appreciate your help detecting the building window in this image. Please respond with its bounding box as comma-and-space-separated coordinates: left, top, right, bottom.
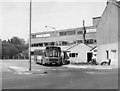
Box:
94, 50, 97, 52
72, 53, 75, 57
76, 40, 83, 43
31, 43, 44, 47
77, 31, 83, 35
50, 42, 55, 46
86, 29, 96, 33
86, 39, 90, 44
59, 32, 67, 36
31, 35, 36, 38
89, 39, 94, 44
75, 53, 78, 57
44, 43, 48, 46
59, 30, 76, 36
36, 33, 50, 38
69, 53, 78, 57
66, 30, 76, 35
38, 43, 43, 46
70, 40, 77, 45
73, 41, 77, 44
62, 41, 68, 46
94, 40, 97, 43
34, 43, 38, 47
86, 39, 96, 44
31, 52, 34, 55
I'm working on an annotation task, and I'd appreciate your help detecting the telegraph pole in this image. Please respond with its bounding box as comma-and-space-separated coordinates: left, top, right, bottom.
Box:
83, 20, 86, 44
29, 0, 32, 71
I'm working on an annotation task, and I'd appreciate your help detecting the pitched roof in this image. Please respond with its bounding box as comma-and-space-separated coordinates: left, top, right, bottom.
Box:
96, 0, 120, 27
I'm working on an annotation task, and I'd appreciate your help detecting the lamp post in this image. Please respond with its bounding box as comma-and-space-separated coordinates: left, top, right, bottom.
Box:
29, 0, 32, 71
45, 26, 56, 46
45, 26, 56, 30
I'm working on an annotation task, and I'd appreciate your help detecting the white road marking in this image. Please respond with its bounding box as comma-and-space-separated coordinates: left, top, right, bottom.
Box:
52, 69, 57, 70
58, 69, 63, 70
85, 71, 115, 75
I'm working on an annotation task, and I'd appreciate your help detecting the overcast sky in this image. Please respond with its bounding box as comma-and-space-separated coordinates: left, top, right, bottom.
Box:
0, 0, 107, 41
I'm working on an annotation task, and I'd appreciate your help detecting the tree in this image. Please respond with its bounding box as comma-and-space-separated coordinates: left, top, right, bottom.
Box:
2, 37, 29, 59
2, 41, 19, 58
10, 36, 25, 46
9, 36, 28, 53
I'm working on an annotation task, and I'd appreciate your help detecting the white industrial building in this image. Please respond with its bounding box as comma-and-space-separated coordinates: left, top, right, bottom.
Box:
31, 18, 99, 63
96, 0, 120, 66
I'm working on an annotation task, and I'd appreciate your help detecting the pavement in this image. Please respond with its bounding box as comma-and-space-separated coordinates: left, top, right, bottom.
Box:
1, 59, 118, 75
0, 60, 46, 74
62, 64, 118, 70
7, 64, 118, 75
8, 66, 48, 75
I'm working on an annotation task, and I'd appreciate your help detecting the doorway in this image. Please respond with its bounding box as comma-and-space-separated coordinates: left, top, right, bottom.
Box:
106, 50, 109, 59
87, 52, 93, 63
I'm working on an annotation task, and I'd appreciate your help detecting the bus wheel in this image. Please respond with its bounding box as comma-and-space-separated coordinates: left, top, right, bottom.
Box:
67, 61, 70, 64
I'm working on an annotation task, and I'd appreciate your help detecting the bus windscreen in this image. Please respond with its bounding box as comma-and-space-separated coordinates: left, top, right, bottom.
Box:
45, 47, 61, 57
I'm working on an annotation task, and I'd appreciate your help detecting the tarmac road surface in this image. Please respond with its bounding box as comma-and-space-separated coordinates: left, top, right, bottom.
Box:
1, 60, 118, 89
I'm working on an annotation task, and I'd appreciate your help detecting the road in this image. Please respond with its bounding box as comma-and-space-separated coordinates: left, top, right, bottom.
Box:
1, 60, 118, 89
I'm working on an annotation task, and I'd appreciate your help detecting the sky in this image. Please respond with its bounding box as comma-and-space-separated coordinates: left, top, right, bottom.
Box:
0, 0, 107, 41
